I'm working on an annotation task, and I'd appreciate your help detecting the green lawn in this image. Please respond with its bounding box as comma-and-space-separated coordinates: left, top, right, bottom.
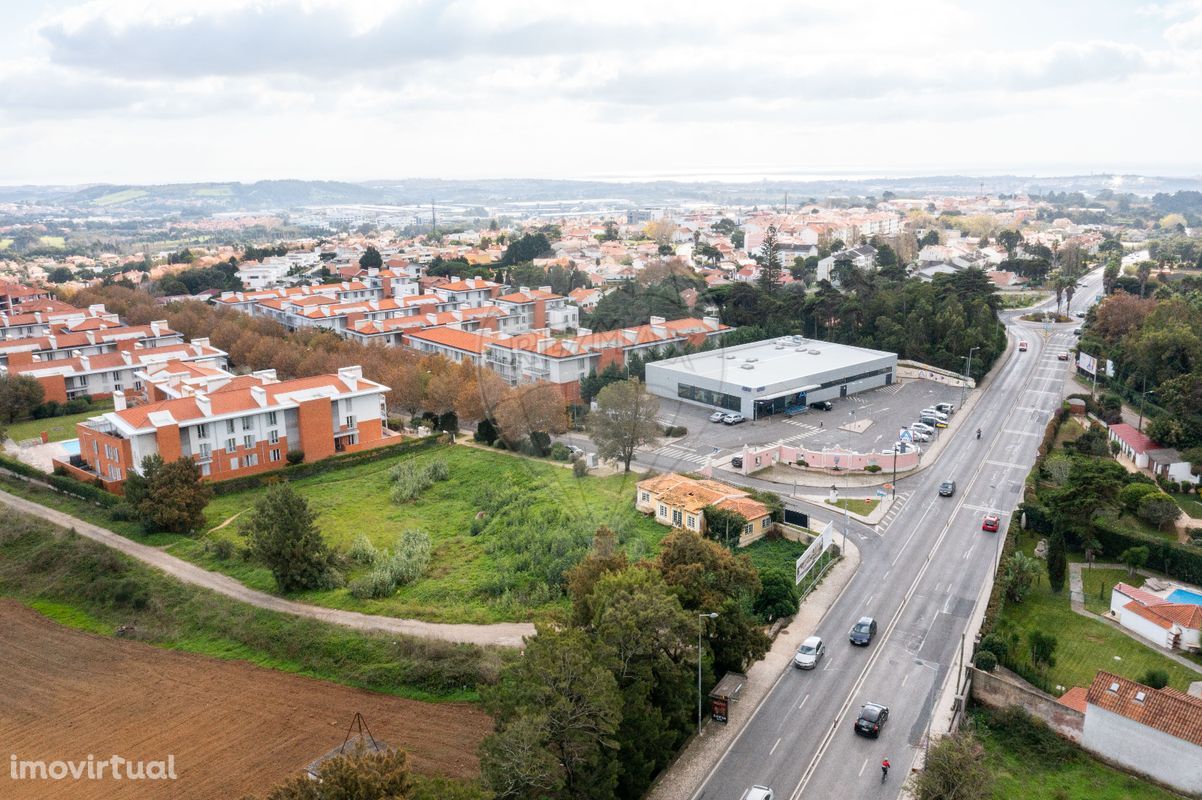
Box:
1171, 491, 1202, 519
91, 188, 147, 206
743, 535, 809, 576
0, 238, 12, 250
1080, 567, 1137, 616
997, 292, 1051, 310
974, 708, 1184, 800
0, 510, 499, 702
994, 537, 1199, 692
194, 444, 665, 624
825, 497, 880, 516
4, 401, 112, 444
38, 235, 66, 248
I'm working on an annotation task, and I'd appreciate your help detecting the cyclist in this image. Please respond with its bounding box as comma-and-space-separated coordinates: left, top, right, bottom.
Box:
976, 428, 981, 439
881, 759, 890, 781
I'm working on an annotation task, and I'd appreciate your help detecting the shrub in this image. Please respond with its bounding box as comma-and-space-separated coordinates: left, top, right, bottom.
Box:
348, 534, 379, 565
474, 418, 498, 444
662, 425, 688, 437
349, 568, 398, 600
974, 650, 997, 672
425, 459, 450, 482
549, 443, 572, 461
391, 472, 431, 504
864, 464, 881, 473
210, 538, 235, 561
1118, 482, 1159, 515
754, 569, 800, 621
1140, 669, 1170, 689
572, 458, 589, 478
386, 529, 431, 586
529, 431, 552, 457
286, 450, 304, 465
978, 632, 1011, 663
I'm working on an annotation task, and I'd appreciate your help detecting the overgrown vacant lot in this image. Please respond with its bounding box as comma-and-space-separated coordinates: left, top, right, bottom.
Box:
193, 445, 665, 623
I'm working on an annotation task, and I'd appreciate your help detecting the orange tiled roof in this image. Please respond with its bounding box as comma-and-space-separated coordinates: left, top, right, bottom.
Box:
1123, 600, 1174, 630
406, 327, 488, 354
1058, 687, 1088, 713
1087, 671, 1202, 747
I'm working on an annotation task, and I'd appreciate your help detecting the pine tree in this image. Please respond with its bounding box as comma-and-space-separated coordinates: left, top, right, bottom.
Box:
756, 225, 782, 290
1046, 531, 1067, 593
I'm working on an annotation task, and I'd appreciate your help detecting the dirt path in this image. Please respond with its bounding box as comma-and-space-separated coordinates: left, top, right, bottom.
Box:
0, 488, 534, 647
0, 601, 491, 800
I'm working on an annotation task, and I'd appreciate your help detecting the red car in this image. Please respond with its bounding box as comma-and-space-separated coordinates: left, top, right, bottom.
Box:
982, 514, 1000, 532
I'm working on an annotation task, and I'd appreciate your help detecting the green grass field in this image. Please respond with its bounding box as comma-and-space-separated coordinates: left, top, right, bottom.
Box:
193, 187, 234, 196
0, 238, 12, 250
994, 537, 1198, 692
1171, 491, 1202, 519
91, 188, 148, 206
4, 401, 112, 444
825, 497, 880, 515
37, 235, 66, 248
0, 510, 500, 702
997, 292, 1052, 310
974, 707, 1183, 800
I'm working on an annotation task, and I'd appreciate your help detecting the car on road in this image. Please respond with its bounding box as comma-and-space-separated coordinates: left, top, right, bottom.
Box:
709, 410, 727, 423
1057, 352, 1069, 361
938, 480, 956, 497
849, 617, 877, 646
744, 787, 774, 800
1073, 328, 1082, 336
722, 413, 746, 425
1019, 340, 1029, 351
810, 400, 834, 411
934, 402, 955, 415
982, 513, 1000, 532
1075, 311, 1086, 318
793, 636, 825, 669
854, 703, 889, 738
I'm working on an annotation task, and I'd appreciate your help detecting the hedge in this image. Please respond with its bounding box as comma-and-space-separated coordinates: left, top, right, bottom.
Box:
1092, 515, 1202, 586
0, 454, 121, 508
208, 434, 446, 495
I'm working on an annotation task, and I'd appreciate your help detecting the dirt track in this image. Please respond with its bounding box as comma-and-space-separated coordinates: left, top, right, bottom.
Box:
0, 601, 491, 799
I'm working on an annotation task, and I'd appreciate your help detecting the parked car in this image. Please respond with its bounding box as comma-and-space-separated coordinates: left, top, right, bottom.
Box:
938, 480, 956, 497
849, 617, 877, 646
982, 513, 1001, 532
745, 787, 774, 800
731, 456, 744, 469
854, 703, 889, 738
810, 400, 834, 411
1073, 328, 1082, 336
794, 636, 825, 669
723, 413, 746, 425
934, 402, 955, 415
911, 422, 935, 436
1019, 340, 1029, 351
709, 410, 727, 423
919, 415, 947, 429
908, 428, 931, 442
921, 408, 949, 422
1075, 310, 1086, 318
566, 445, 585, 458
1057, 352, 1069, 361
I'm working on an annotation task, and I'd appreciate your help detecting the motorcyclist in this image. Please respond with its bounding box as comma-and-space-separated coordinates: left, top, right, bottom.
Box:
976, 428, 981, 439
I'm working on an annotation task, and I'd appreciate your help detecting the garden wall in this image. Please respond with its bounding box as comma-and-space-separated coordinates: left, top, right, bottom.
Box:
970, 667, 1084, 742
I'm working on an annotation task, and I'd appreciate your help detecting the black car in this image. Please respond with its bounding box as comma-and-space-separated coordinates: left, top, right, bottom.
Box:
938, 480, 956, 497
810, 400, 833, 411
854, 703, 889, 738
849, 616, 877, 646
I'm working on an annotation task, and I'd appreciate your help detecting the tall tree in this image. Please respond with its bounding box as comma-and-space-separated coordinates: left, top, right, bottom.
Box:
131, 455, 212, 534
756, 225, 783, 290
586, 379, 661, 472
0, 374, 45, 423
1046, 532, 1067, 593
243, 482, 333, 592
358, 245, 383, 269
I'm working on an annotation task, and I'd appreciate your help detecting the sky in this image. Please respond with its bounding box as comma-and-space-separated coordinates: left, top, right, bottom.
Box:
0, 0, 1200, 185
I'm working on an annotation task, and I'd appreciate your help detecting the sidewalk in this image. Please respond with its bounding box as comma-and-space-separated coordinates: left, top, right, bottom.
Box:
796, 493, 894, 525
646, 538, 862, 800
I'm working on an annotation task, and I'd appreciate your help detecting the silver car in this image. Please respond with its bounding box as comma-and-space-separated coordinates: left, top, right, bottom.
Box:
793, 635, 825, 669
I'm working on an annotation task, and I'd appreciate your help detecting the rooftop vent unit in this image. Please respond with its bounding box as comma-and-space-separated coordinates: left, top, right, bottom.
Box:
745, 357, 758, 363
1108, 682, 1120, 693
1135, 691, 1146, 702
740, 363, 755, 370
808, 349, 821, 355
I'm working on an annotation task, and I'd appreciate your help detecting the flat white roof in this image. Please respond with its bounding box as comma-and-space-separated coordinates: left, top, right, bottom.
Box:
649, 336, 895, 387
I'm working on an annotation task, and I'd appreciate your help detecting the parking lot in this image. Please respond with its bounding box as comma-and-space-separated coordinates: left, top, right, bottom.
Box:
650, 377, 964, 465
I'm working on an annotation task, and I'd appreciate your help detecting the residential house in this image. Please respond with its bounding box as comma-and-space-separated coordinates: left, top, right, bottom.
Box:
635, 473, 773, 546
1109, 423, 1156, 469
816, 245, 877, 285
0, 281, 53, 313
494, 287, 580, 332
1109, 583, 1202, 652
0, 321, 182, 367
1081, 671, 1202, 796
1107, 423, 1197, 484
62, 365, 395, 492
1147, 447, 1200, 486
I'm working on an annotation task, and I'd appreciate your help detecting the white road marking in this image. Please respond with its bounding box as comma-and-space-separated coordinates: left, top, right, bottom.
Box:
858, 759, 868, 777
770, 737, 782, 756
799, 694, 809, 710
985, 459, 1027, 469
901, 673, 909, 687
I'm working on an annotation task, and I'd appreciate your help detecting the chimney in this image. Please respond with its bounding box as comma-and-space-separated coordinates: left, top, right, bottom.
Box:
47, 335, 57, 349
338, 365, 362, 388
649, 315, 666, 325
80, 355, 90, 370
121, 349, 133, 366
251, 369, 278, 382
519, 286, 530, 294
191, 337, 210, 349
86, 331, 96, 345
251, 385, 268, 407
703, 315, 721, 328
113, 392, 127, 412
151, 320, 166, 336
195, 393, 211, 417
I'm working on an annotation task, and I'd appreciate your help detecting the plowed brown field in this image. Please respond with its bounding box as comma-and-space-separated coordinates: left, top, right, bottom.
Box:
0, 601, 490, 799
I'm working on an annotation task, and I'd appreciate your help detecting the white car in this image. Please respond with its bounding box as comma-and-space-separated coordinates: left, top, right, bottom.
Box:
723, 413, 746, 425
921, 408, 949, 422
911, 422, 935, 436
934, 402, 955, 415
709, 410, 727, 423
745, 787, 774, 800
908, 428, 931, 442
793, 636, 825, 669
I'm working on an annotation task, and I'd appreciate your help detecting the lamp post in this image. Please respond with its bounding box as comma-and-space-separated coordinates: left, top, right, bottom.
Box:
697, 612, 718, 733
1138, 376, 1154, 433
960, 346, 979, 409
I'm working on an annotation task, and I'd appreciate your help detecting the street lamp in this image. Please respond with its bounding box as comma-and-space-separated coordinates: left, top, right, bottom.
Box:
698, 612, 718, 733
1138, 376, 1154, 433
960, 346, 980, 409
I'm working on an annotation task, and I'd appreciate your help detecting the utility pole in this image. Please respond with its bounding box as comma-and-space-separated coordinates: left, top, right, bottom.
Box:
960, 346, 979, 409
1138, 375, 1149, 432
430, 199, 437, 238
697, 612, 718, 733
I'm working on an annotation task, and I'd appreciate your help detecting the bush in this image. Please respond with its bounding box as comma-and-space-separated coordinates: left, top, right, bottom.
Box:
349, 568, 397, 600
425, 459, 449, 482
864, 464, 881, 473
286, 450, 304, 465
662, 425, 688, 437
572, 458, 589, 478
474, 418, 498, 444
528, 431, 552, 457
1118, 482, 1159, 515
974, 650, 997, 672
210, 538, 235, 561
386, 529, 431, 586
1140, 668, 1170, 689
978, 632, 1011, 663
753, 569, 800, 621
348, 534, 379, 565
549, 443, 572, 461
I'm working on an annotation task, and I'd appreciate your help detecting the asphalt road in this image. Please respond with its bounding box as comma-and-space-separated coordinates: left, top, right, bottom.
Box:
687, 267, 1105, 800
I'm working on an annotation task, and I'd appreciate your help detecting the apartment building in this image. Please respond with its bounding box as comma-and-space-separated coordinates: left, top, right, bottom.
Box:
0, 321, 182, 367
4, 339, 228, 403
493, 287, 579, 333
64, 365, 394, 491
431, 277, 503, 308
0, 303, 121, 341
0, 281, 53, 313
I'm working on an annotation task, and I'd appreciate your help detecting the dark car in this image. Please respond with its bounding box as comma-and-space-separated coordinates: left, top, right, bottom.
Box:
810, 400, 833, 411
731, 456, 744, 469
854, 703, 889, 738
938, 480, 956, 497
849, 616, 877, 646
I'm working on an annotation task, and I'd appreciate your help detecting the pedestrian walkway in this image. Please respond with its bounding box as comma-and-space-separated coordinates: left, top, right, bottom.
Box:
0, 487, 535, 648
876, 491, 911, 534
645, 442, 713, 465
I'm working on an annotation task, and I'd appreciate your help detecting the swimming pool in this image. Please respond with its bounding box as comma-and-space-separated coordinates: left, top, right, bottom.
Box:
1167, 587, 1202, 607
61, 438, 81, 457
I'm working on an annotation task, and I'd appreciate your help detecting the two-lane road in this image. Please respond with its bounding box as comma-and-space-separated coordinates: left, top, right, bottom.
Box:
692, 274, 1102, 800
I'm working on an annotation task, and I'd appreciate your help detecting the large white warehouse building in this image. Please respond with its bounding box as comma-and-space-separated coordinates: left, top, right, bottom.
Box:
644, 336, 898, 419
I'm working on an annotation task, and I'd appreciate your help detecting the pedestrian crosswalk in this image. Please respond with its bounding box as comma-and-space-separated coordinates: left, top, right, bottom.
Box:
644, 443, 713, 465
782, 419, 823, 435
876, 491, 911, 534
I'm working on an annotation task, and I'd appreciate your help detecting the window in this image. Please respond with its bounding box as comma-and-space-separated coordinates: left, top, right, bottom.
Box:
267, 411, 278, 426
230, 457, 240, 470
687, 515, 696, 529
743, 523, 753, 536
198, 443, 211, 460
245, 453, 258, 467
226, 419, 235, 434
270, 448, 281, 462
762, 517, 771, 529
242, 417, 253, 431
92, 440, 98, 454
658, 504, 668, 518
243, 435, 254, 449
200, 463, 210, 477
677, 383, 741, 412
226, 438, 237, 452
640, 492, 649, 502
196, 423, 209, 439
269, 429, 279, 444
345, 415, 356, 429
672, 509, 683, 527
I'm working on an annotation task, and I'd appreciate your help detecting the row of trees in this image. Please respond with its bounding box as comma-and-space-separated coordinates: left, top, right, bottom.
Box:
481, 527, 769, 799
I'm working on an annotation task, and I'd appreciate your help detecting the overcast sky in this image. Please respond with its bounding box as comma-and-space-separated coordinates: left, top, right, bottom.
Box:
1, 0, 1200, 185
